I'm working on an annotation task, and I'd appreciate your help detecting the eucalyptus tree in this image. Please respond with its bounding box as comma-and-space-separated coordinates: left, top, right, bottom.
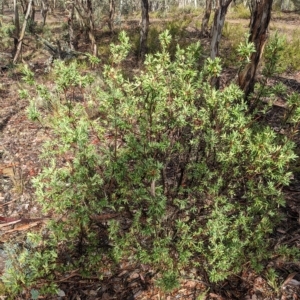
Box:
41, 0, 49, 25
200, 0, 212, 37
13, 0, 20, 56
139, 0, 149, 61
210, 0, 232, 60
13, 0, 33, 63
208, 0, 232, 87
238, 0, 273, 99
73, 0, 97, 56
108, 0, 115, 33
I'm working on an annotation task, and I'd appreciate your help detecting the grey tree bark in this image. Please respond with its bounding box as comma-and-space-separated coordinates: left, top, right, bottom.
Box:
210, 0, 232, 60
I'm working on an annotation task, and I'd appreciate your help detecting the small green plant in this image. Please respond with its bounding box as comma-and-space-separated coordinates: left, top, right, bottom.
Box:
265, 268, 281, 294
157, 271, 180, 292
275, 244, 300, 261
3, 30, 300, 296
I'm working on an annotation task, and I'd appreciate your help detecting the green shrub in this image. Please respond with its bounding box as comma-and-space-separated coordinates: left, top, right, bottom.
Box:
2, 30, 299, 296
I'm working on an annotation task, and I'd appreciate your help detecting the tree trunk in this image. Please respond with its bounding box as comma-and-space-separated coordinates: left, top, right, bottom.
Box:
87, 0, 97, 56
210, 0, 232, 60
20, 0, 26, 13
0, 0, 3, 15
74, 0, 97, 56
41, 0, 48, 26
237, 0, 273, 99
13, 0, 33, 63
67, 2, 76, 50
108, 0, 115, 34
210, 0, 232, 88
29, 0, 35, 32
200, 0, 212, 37
139, 0, 149, 62
13, 0, 20, 57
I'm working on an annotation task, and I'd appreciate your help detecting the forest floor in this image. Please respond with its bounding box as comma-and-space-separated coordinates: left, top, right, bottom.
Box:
1, 7, 300, 300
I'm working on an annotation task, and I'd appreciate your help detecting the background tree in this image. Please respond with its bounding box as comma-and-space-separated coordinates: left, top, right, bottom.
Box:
209, 0, 232, 87
13, 0, 20, 57
108, 0, 115, 34
210, 0, 232, 60
13, 0, 33, 63
41, 0, 49, 26
74, 0, 97, 56
200, 0, 212, 37
139, 0, 149, 61
66, 2, 76, 50
238, 0, 273, 100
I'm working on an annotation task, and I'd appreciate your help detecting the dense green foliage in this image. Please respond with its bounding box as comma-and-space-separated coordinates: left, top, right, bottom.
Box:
2, 31, 299, 297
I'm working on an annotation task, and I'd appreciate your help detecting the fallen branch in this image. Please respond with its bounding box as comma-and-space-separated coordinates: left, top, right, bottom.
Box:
35, 34, 88, 63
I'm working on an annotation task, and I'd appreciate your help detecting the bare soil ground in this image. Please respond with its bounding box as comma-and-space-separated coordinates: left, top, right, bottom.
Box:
1, 8, 300, 300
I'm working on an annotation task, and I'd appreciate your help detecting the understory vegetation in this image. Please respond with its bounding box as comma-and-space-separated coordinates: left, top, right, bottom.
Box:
1, 29, 300, 298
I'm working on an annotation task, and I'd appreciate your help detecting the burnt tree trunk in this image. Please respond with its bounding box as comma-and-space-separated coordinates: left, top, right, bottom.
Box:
139, 0, 149, 62
200, 0, 212, 37
238, 0, 273, 99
